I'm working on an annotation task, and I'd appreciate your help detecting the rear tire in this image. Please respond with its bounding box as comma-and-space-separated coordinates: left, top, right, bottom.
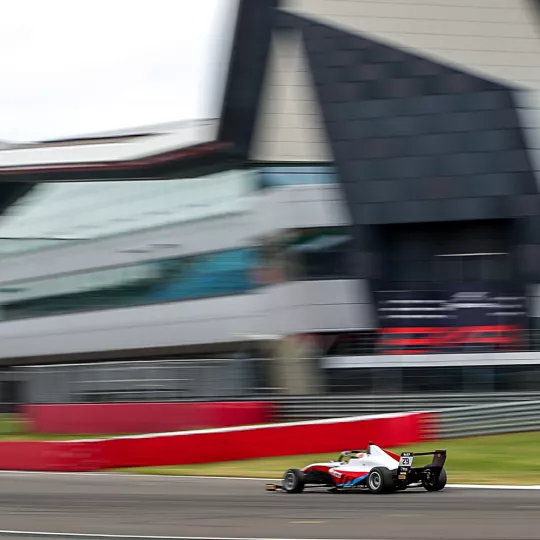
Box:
283, 468, 305, 493
367, 467, 395, 494
422, 467, 447, 492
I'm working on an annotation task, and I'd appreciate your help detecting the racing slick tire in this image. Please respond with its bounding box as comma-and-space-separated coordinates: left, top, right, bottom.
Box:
422, 467, 447, 492
367, 467, 395, 494
283, 468, 305, 493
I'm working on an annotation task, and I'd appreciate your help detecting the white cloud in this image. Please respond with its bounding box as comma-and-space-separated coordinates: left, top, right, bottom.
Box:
0, 0, 238, 142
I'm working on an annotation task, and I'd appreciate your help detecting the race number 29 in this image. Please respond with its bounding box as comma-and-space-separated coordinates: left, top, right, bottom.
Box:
399, 453, 414, 467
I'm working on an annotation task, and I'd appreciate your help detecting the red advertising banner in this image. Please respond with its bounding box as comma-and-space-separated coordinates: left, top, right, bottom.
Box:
375, 285, 526, 354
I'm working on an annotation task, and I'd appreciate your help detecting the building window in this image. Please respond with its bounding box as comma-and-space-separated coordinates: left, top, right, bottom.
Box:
283, 228, 354, 280
259, 165, 338, 189
0, 248, 260, 321
0, 170, 256, 256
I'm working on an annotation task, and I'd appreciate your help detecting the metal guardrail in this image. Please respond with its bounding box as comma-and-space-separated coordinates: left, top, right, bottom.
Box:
435, 399, 540, 439
278, 394, 540, 439
273, 392, 540, 421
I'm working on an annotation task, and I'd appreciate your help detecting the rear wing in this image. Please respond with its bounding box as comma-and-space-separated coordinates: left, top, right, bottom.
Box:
398, 449, 446, 474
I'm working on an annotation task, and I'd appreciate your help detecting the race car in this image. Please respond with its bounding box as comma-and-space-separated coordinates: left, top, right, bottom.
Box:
266, 442, 447, 494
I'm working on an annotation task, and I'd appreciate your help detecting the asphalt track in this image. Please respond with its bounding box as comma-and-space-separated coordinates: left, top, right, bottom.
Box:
0, 473, 539, 540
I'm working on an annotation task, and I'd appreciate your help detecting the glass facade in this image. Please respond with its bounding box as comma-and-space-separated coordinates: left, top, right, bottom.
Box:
259, 165, 338, 188
285, 228, 353, 280
0, 166, 340, 258
0, 164, 346, 318
260, 227, 354, 283
0, 248, 260, 320
326, 365, 540, 394
0, 170, 254, 256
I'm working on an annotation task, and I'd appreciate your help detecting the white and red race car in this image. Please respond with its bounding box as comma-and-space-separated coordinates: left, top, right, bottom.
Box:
267, 442, 447, 494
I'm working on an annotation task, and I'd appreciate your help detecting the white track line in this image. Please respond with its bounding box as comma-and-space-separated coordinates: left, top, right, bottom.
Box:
448, 483, 540, 490
0, 533, 384, 540
0, 470, 539, 490
0, 471, 275, 481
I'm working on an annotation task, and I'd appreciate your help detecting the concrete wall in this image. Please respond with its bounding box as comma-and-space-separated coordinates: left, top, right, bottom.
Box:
0, 294, 263, 361
250, 30, 333, 161
262, 279, 374, 335
18, 358, 261, 405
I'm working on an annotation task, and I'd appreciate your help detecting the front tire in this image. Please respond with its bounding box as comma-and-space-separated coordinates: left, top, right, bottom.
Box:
422, 467, 447, 492
367, 467, 395, 494
283, 468, 305, 493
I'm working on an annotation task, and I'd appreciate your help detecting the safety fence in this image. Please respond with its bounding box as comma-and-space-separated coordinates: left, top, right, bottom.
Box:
274, 392, 540, 421
273, 392, 540, 421
11, 358, 266, 405
10, 356, 540, 411
433, 399, 540, 439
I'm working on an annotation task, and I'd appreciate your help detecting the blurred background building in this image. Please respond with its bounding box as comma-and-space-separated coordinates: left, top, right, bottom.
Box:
1, 0, 540, 411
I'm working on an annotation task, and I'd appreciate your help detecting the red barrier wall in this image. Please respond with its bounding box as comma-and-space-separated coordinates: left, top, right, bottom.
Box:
0, 411, 434, 471
23, 402, 274, 434
101, 412, 429, 469
0, 441, 107, 471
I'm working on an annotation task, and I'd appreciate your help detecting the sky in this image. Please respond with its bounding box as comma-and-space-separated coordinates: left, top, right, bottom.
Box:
0, 0, 238, 143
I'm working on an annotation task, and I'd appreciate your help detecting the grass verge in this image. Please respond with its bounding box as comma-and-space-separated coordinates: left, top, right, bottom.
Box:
112, 431, 540, 485
0, 414, 131, 441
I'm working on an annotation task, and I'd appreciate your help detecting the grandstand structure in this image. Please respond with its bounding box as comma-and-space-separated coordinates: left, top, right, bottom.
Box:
2, 0, 540, 406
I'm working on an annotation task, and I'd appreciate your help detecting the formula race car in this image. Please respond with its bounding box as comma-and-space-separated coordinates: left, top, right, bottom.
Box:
266, 442, 447, 494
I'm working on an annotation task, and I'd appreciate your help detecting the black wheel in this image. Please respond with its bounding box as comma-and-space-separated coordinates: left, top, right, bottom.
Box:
282, 468, 305, 493
422, 467, 447, 492
367, 467, 395, 494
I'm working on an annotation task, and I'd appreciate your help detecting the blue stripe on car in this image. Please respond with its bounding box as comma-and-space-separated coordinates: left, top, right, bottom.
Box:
338, 474, 368, 487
